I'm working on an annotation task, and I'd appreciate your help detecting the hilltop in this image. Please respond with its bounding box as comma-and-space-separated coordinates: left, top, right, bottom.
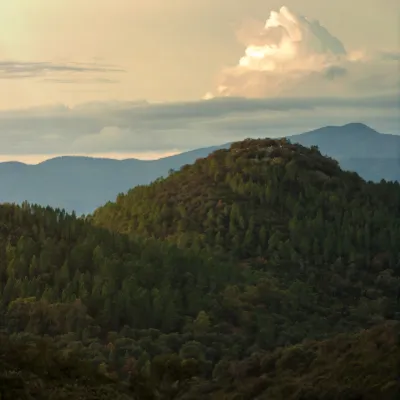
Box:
93, 137, 400, 266
1, 123, 399, 214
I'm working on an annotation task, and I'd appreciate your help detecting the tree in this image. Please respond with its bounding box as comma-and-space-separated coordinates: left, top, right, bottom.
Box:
193, 311, 211, 335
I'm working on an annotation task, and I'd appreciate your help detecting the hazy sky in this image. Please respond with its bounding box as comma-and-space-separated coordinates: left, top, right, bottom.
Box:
0, 0, 399, 162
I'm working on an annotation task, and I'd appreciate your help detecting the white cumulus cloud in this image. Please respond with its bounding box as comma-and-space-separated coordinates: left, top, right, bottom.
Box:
205, 6, 399, 99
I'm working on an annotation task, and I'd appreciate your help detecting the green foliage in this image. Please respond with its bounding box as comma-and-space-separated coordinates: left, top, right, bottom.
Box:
0, 333, 133, 399
193, 322, 400, 400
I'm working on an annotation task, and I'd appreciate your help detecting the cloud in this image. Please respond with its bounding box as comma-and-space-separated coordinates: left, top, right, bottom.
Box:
323, 66, 347, 80
42, 78, 120, 84
0, 60, 124, 81
0, 94, 397, 157
205, 6, 399, 99
379, 51, 400, 61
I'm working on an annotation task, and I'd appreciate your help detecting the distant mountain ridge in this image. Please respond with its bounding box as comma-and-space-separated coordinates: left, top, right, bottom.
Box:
292, 122, 400, 158
291, 123, 400, 183
0, 123, 398, 214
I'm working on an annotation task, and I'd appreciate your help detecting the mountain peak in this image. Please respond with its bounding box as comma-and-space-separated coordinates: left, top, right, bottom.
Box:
339, 122, 379, 133
304, 122, 379, 136
296, 122, 381, 140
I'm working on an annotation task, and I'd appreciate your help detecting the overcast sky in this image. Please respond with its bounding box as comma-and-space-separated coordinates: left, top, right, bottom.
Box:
0, 0, 399, 162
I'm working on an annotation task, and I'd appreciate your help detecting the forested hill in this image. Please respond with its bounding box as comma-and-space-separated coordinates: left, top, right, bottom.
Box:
2, 138, 400, 398
93, 137, 400, 265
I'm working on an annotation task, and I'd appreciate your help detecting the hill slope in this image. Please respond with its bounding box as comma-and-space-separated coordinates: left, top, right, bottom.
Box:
2, 322, 399, 399
1, 123, 399, 214
186, 321, 400, 400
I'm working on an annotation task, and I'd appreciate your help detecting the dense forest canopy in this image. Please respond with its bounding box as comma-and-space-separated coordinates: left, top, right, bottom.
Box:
1, 138, 400, 398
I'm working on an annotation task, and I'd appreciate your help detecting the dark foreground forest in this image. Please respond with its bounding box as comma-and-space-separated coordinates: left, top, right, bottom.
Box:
1, 138, 400, 399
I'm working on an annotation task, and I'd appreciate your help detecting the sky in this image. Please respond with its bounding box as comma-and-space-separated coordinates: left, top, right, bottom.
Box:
0, 0, 399, 163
